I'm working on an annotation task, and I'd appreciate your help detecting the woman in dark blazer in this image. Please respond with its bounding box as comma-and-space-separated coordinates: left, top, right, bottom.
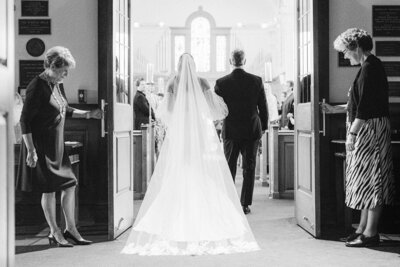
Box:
17, 46, 101, 247
322, 28, 395, 247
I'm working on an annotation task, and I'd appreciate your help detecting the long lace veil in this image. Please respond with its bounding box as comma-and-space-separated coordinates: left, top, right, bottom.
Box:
122, 54, 259, 255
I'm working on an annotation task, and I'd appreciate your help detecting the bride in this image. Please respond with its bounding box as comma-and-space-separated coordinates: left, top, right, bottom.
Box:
122, 53, 260, 256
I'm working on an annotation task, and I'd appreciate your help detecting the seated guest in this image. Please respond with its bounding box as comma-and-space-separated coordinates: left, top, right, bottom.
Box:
280, 80, 294, 130
134, 79, 155, 130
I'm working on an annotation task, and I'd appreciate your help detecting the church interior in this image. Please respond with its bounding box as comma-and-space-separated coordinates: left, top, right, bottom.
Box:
1, 0, 400, 266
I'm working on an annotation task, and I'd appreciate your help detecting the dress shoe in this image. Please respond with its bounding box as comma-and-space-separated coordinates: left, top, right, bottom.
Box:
64, 230, 93, 245
242, 206, 251, 215
340, 232, 362, 242
345, 234, 380, 247
48, 233, 73, 248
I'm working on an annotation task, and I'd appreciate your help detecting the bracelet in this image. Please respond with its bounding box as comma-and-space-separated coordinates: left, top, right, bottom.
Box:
349, 132, 357, 136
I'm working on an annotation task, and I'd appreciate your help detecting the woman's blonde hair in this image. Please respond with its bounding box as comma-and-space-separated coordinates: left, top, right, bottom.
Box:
333, 28, 373, 53
43, 46, 76, 69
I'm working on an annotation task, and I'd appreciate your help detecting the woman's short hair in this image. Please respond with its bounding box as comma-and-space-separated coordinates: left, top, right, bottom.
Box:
43, 46, 76, 69
333, 28, 373, 52
231, 49, 245, 67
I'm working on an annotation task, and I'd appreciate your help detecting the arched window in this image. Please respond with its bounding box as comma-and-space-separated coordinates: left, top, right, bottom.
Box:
171, 7, 230, 74
191, 17, 210, 72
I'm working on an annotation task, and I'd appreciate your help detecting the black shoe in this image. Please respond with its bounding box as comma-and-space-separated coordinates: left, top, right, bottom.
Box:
48, 234, 73, 248
345, 234, 380, 247
242, 206, 251, 215
64, 230, 93, 245
340, 232, 362, 242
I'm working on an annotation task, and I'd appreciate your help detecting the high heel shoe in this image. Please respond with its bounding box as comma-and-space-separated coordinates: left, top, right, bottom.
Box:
48, 234, 73, 247
64, 230, 93, 245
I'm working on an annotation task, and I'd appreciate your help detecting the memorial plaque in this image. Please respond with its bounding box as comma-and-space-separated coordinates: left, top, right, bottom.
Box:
376, 41, 400, 56
382, 61, 400, 77
21, 1, 48, 17
19, 19, 51, 35
373, 5, 400, 37
19, 60, 44, 87
338, 52, 360, 67
388, 82, 400, 97
26, 38, 45, 57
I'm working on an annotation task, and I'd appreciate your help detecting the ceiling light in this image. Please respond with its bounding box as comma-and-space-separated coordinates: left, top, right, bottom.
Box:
237, 22, 243, 28
133, 22, 140, 28
261, 23, 268, 29
159, 22, 165, 27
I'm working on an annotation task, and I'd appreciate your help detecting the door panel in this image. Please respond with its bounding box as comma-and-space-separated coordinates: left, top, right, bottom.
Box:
295, 0, 321, 237
99, 0, 134, 240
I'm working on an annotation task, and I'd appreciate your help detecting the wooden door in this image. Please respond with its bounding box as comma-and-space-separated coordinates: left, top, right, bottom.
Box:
294, 0, 328, 237
99, 0, 134, 240
0, 0, 15, 265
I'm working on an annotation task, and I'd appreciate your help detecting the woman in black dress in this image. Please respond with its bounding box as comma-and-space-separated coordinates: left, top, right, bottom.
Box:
322, 28, 395, 247
17, 46, 101, 247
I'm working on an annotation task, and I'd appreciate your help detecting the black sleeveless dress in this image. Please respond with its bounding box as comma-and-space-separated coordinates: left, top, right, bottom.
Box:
16, 75, 77, 193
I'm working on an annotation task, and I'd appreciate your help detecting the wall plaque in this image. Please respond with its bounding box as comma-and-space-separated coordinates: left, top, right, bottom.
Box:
382, 61, 400, 77
376, 41, 400, 57
19, 60, 44, 87
388, 82, 400, 97
338, 52, 360, 67
21, 1, 48, 17
19, 19, 51, 35
26, 38, 45, 57
373, 5, 400, 37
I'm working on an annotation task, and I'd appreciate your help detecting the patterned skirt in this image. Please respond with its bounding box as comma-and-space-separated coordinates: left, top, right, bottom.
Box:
345, 117, 395, 210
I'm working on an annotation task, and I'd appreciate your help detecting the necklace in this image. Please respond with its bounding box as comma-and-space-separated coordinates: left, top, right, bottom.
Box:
40, 72, 67, 117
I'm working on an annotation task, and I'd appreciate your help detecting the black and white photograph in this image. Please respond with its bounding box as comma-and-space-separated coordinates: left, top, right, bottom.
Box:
1, 1, 400, 267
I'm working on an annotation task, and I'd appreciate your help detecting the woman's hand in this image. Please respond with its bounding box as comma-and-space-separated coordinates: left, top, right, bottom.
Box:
320, 103, 335, 113
346, 134, 356, 152
88, 109, 102, 119
26, 149, 38, 168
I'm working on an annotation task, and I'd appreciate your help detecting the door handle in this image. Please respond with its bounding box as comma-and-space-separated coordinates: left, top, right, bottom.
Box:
101, 99, 108, 137
320, 98, 326, 136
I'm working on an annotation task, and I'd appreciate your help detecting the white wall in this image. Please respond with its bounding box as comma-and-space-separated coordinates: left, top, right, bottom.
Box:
132, 0, 279, 28
329, 0, 400, 102
15, 0, 98, 104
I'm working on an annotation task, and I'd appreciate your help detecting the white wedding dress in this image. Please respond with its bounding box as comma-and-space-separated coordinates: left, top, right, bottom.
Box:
122, 54, 260, 256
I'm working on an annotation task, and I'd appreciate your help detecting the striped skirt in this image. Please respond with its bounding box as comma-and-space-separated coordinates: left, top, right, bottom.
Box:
345, 117, 396, 210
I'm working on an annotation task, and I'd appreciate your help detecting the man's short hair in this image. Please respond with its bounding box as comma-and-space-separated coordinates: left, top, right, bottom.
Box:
231, 49, 245, 67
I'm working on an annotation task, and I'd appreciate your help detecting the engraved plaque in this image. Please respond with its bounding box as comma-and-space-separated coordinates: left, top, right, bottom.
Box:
19, 19, 51, 35
373, 5, 400, 37
382, 61, 400, 77
21, 1, 48, 17
19, 60, 44, 87
26, 38, 45, 57
376, 41, 400, 56
388, 82, 400, 97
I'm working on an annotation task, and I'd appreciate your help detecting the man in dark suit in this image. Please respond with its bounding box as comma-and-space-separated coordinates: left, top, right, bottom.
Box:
280, 80, 295, 130
134, 79, 155, 130
215, 49, 268, 214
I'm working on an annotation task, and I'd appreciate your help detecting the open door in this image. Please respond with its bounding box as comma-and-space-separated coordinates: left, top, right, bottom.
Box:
99, 0, 134, 240
294, 0, 328, 237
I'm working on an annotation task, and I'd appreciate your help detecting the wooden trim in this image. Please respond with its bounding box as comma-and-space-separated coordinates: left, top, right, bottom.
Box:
98, 0, 115, 241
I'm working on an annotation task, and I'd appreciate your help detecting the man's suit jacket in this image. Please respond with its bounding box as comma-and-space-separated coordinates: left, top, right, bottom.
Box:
133, 90, 155, 130
280, 92, 294, 129
215, 68, 268, 140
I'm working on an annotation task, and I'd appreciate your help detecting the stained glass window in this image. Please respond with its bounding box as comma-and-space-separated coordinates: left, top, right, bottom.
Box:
191, 17, 210, 72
